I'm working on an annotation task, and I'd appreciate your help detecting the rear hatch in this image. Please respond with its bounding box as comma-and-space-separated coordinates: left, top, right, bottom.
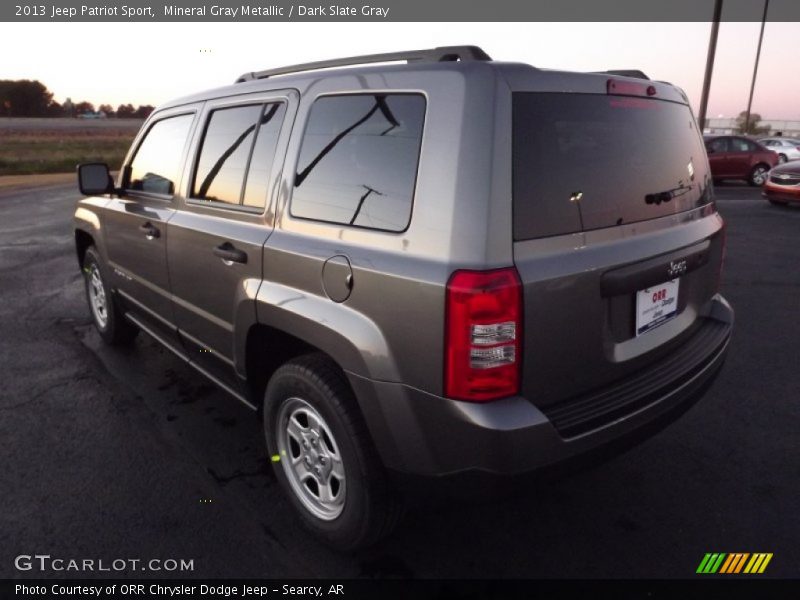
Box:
511, 80, 725, 436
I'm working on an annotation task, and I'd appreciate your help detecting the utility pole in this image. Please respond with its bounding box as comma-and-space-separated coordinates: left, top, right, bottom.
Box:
744, 0, 769, 135
697, 0, 723, 133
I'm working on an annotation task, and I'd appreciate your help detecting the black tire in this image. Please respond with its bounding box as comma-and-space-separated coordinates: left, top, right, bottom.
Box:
748, 164, 770, 187
82, 246, 138, 345
263, 353, 402, 550
768, 199, 788, 207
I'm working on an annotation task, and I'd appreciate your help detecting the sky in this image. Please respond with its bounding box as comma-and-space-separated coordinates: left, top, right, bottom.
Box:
1, 20, 799, 119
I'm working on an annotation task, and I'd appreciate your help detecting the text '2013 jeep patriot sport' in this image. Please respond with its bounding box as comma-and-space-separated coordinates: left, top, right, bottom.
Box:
74, 46, 733, 550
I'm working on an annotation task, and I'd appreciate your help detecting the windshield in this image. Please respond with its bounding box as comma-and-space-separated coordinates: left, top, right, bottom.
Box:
513, 93, 712, 240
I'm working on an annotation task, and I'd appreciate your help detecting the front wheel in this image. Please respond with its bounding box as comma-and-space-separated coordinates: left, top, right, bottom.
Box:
748, 164, 770, 186
83, 246, 138, 345
263, 354, 402, 550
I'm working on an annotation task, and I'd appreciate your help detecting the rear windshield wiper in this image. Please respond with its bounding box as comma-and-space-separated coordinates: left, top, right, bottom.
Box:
645, 183, 692, 205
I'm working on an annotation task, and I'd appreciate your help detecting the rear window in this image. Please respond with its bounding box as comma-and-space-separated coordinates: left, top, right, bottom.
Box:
513, 93, 712, 240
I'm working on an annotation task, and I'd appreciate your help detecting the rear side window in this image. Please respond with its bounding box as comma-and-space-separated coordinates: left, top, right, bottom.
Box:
290, 94, 426, 232
513, 93, 712, 240
128, 114, 194, 195
193, 102, 286, 208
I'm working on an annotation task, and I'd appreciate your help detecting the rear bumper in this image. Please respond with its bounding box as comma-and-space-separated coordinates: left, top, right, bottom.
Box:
347, 294, 733, 477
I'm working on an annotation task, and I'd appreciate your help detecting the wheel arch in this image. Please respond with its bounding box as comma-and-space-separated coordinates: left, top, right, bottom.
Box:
75, 229, 95, 267
240, 284, 400, 416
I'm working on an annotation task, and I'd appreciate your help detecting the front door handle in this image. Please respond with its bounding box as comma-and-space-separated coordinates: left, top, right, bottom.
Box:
213, 242, 247, 265
139, 222, 160, 240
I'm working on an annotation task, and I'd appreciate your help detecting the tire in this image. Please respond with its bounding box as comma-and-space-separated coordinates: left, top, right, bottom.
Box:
778, 154, 788, 164
263, 354, 402, 550
82, 246, 138, 345
748, 164, 770, 186
768, 199, 788, 206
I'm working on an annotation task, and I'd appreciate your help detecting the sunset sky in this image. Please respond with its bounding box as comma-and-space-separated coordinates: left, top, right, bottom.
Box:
2, 20, 799, 119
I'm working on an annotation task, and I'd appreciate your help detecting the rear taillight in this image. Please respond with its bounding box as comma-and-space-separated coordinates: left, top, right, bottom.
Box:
445, 268, 522, 402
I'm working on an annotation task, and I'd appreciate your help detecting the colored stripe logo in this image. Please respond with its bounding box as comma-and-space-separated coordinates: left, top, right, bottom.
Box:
696, 552, 772, 574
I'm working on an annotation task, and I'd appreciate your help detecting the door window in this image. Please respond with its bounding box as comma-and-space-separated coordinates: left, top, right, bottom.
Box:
243, 103, 287, 209
192, 103, 286, 209
128, 114, 194, 195
730, 138, 753, 153
706, 137, 729, 154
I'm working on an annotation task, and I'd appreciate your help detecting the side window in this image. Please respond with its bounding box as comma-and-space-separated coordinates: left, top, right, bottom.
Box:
291, 94, 426, 232
707, 138, 728, 154
193, 104, 262, 205
192, 102, 286, 209
243, 103, 287, 208
730, 138, 750, 153
128, 114, 194, 195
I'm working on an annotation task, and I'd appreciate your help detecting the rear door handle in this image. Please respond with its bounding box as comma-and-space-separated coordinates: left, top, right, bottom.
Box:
213, 242, 247, 264
139, 222, 160, 239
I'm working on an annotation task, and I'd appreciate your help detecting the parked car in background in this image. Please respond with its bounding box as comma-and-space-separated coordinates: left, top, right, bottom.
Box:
704, 135, 779, 186
762, 160, 800, 205
757, 137, 800, 164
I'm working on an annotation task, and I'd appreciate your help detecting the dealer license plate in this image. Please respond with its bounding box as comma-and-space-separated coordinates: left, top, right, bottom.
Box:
635, 279, 679, 336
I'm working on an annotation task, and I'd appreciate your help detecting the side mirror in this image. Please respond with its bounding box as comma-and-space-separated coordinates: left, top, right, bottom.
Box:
77, 163, 114, 195
705, 146, 715, 154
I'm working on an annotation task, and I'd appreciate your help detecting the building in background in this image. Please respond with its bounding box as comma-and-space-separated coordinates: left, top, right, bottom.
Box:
705, 118, 800, 137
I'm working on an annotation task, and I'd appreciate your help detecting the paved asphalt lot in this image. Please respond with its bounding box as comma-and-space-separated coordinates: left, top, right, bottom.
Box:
1, 181, 798, 579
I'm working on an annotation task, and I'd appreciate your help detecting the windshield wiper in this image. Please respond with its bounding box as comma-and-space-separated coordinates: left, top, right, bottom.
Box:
645, 183, 692, 205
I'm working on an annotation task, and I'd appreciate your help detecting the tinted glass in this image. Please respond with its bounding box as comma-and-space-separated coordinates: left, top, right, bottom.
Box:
513, 93, 712, 240
243, 103, 286, 209
193, 104, 262, 205
291, 94, 425, 232
128, 114, 193, 195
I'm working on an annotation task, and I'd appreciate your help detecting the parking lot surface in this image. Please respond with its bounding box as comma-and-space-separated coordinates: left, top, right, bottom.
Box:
1, 181, 798, 578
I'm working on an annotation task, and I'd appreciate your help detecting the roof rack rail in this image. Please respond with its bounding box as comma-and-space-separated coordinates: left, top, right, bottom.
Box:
595, 69, 651, 80
235, 45, 492, 83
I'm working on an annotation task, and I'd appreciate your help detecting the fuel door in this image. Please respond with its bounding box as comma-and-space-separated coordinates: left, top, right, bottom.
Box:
322, 255, 353, 303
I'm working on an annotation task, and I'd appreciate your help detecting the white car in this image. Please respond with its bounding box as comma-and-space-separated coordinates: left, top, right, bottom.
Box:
758, 137, 800, 163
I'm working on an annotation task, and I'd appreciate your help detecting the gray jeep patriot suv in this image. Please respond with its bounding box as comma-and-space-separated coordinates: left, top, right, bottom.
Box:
74, 46, 733, 550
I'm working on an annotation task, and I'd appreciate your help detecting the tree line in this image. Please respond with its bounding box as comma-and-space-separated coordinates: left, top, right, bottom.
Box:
0, 79, 153, 119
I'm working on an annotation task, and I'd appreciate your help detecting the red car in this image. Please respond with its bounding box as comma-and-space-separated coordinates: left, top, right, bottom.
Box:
763, 160, 800, 205
704, 135, 779, 186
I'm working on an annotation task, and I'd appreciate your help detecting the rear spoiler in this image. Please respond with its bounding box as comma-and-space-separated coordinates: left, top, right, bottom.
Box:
593, 69, 650, 80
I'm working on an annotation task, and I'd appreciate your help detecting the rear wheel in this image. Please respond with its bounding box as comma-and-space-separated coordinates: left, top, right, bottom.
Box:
748, 164, 770, 186
83, 246, 138, 345
263, 354, 402, 550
